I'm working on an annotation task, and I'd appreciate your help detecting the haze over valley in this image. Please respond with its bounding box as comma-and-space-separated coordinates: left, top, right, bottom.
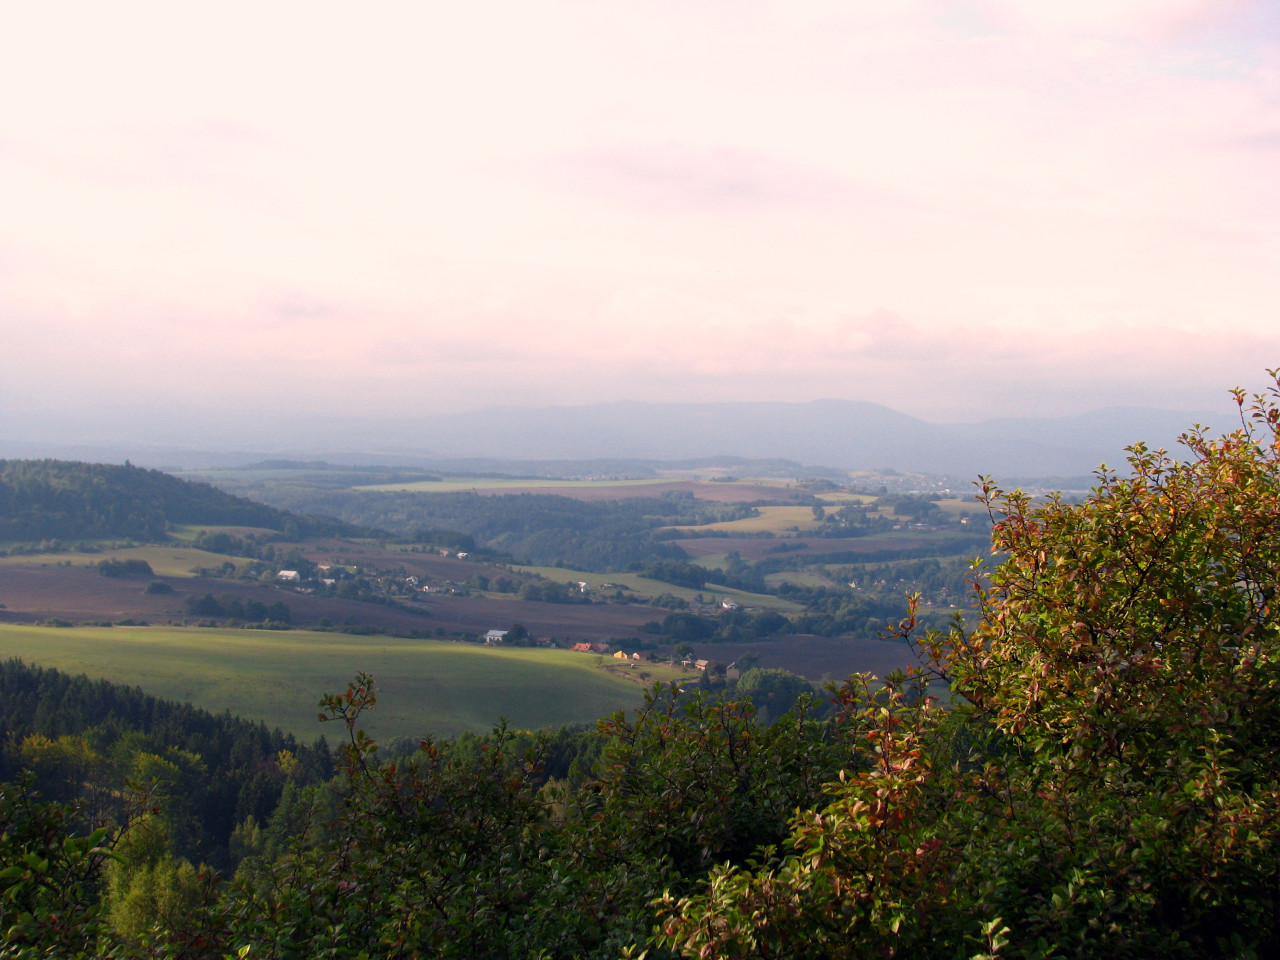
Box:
0, 397, 1235, 482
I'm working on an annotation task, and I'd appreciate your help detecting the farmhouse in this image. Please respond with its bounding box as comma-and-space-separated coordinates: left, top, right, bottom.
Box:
276, 570, 300, 582
483, 629, 509, 644
569, 642, 613, 654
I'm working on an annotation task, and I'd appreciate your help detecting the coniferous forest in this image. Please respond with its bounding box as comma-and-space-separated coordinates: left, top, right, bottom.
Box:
6, 378, 1280, 957
0, 459, 373, 544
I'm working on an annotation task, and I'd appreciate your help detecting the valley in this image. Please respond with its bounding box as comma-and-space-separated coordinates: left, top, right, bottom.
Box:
0, 458, 979, 738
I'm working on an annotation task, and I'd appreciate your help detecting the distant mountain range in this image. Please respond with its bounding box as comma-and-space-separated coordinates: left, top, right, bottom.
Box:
0, 400, 1231, 480
358, 400, 1229, 479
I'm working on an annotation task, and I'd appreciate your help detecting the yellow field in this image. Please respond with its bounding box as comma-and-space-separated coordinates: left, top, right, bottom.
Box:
666, 505, 828, 535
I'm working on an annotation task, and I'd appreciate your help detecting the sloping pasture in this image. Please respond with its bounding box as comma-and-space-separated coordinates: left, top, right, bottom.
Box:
0, 623, 673, 741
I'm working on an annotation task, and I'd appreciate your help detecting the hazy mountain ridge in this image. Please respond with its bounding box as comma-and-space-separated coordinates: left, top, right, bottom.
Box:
0, 400, 1228, 478
368, 400, 1227, 477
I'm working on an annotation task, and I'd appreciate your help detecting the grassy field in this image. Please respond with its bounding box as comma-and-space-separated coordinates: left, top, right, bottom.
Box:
0, 623, 686, 742
764, 571, 838, 589
168, 524, 279, 541
932, 497, 985, 517
0, 545, 246, 578
814, 492, 877, 505
346, 475, 818, 504
666, 505, 830, 535
354, 477, 675, 493
674, 531, 962, 562
512, 565, 805, 614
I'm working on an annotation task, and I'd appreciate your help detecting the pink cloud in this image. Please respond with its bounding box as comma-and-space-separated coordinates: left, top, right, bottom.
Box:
2, 0, 1277, 442
558, 144, 857, 214
968, 0, 1226, 41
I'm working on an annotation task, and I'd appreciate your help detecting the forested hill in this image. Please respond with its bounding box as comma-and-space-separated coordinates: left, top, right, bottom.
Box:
0, 459, 378, 542
0, 658, 334, 870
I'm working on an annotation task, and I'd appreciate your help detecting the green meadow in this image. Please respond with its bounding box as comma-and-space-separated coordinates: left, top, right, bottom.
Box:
932, 497, 985, 517
0, 623, 673, 742
512, 565, 804, 614
0, 544, 243, 577
167, 523, 279, 541
764, 571, 838, 589
814, 492, 877, 504
353, 477, 675, 493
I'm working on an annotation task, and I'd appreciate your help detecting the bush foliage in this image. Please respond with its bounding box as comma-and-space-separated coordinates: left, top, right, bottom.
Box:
659, 377, 1280, 958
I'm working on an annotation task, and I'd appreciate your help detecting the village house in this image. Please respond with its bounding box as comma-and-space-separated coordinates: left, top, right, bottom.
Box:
483, 629, 508, 644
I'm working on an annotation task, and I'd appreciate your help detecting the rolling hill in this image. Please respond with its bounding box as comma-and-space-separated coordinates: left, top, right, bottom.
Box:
0, 459, 380, 543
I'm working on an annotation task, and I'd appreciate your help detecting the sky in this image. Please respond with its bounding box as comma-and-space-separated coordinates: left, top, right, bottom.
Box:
2, 0, 1279, 447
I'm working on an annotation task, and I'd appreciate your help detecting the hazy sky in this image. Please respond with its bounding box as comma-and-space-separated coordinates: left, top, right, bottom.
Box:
3, 0, 1278, 442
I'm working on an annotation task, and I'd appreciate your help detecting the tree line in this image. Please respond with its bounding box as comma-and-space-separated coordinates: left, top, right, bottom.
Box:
0, 659, 333, 873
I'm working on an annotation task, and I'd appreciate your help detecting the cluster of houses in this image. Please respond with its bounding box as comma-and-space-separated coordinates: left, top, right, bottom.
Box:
566, 642, 728, 674
569, 642, 652, 662
478, 633, 654, 661
476, 629, 739, 676
570, 641, 610, 654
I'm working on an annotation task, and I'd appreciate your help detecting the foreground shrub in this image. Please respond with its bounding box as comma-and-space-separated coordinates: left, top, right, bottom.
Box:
657, 376, 1280, 958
